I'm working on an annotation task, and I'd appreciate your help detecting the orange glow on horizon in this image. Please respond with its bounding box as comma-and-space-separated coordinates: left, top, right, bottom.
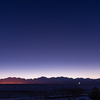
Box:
0, 82, 24, 84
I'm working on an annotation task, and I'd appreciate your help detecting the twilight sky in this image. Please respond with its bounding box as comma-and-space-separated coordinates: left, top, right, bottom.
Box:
0, 0, 100, 79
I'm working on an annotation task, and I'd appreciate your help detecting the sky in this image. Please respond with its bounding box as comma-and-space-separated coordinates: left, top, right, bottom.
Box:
0, 0, 100, 79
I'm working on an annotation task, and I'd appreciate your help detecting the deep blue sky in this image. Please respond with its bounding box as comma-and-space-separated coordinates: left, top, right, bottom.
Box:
0, 0, 100, 79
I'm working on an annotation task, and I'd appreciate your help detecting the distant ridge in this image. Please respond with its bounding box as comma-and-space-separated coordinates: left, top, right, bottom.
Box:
0, 77, 100, 84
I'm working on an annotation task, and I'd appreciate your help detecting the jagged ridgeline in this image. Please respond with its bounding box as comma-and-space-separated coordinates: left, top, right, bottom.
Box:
0, 77, 100, 84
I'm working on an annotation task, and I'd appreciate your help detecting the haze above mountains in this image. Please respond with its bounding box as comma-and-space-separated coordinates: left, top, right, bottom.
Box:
0, 77, 100, 84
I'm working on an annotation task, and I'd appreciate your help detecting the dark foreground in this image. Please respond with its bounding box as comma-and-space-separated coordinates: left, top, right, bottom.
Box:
0, 84, 98, 100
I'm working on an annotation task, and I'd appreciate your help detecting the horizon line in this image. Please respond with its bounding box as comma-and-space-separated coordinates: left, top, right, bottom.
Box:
0, 76, 100, 80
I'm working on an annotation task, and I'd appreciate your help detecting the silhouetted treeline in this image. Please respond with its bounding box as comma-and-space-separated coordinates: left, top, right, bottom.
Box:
89, 87, 100, 100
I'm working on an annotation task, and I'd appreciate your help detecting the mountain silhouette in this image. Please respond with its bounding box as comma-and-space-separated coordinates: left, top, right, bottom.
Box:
0, 77, 100, 84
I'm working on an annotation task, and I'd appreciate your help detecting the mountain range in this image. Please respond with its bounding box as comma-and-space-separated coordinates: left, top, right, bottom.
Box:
0, 77, 100, 84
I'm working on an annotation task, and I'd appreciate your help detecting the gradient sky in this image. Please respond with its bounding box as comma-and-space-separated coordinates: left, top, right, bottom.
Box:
0, 0, 100, 79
